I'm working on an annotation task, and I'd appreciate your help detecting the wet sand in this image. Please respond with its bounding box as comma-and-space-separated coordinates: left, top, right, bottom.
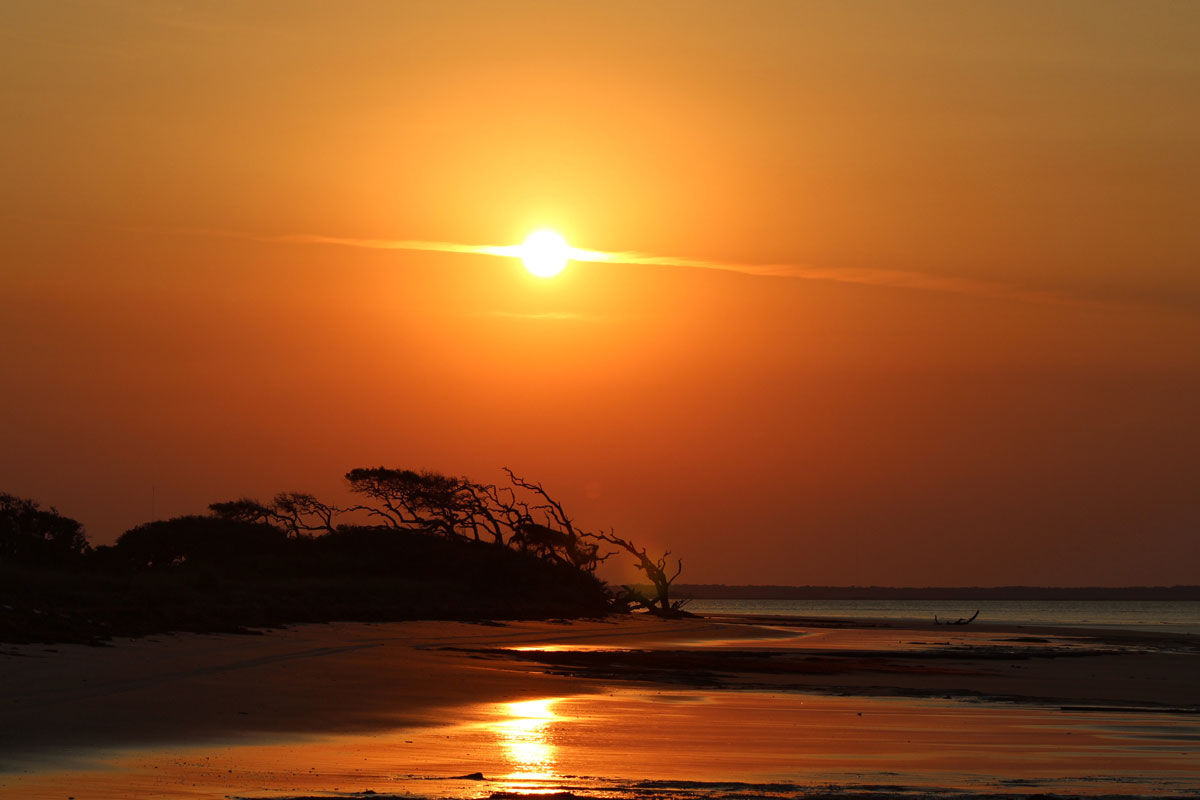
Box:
1, 615, 1197, 798
498, 614, 1200, 711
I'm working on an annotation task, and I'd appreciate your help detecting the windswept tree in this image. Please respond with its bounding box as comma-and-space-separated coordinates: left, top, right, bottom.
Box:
269, 492, 339, 537
451, 481, 526, 546
341, 465, 679, 594
210, 493, 339, 538
208, 497, 274, 525
500, 469, 608, 572
344, 467, 476, 537
0, 493, 89, 564
340, 466, 608, 571
594, 530, 684, 615
494, 470, 683, 605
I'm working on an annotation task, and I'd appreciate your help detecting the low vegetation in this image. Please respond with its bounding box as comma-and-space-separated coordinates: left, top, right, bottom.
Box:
0, 468, 687, 644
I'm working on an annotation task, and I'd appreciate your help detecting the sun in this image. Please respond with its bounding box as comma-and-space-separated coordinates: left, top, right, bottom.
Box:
519, 230, 570, 278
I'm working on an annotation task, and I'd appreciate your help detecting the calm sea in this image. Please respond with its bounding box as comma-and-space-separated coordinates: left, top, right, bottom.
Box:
686, 598, 1200, 634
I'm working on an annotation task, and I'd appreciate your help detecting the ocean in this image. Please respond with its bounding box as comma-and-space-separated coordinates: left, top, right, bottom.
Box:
686, 597, 1200, 634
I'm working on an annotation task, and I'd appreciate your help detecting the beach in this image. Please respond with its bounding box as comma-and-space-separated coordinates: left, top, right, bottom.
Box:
2, 614, 1198, 799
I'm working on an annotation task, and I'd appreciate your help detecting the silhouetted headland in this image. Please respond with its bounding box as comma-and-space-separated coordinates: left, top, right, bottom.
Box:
1, 467, 688, 645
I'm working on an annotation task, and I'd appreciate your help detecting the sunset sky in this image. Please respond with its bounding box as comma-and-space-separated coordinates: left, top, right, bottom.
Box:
2, 1, 1198, 586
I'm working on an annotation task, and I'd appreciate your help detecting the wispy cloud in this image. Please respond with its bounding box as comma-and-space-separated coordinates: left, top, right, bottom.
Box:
177, 228, 517, 259
469, 310, 594, 321
170, 227, 1083, 307
580, 250, 1080, 306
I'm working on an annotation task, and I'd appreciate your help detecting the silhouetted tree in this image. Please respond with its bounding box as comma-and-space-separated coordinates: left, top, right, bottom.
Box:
210, 493, 338, 537
0, 493, 89, 564
115, 515, 288, 568
208, 497, 275, 525
455, 481, 525, 546
498, 469, 607, 571
345, 467, 470, 535
340, 466, 609, 570
594, 530, 683, 615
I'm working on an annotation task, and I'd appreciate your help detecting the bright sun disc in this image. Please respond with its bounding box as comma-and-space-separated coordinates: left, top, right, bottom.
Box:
520, 230, 569, 278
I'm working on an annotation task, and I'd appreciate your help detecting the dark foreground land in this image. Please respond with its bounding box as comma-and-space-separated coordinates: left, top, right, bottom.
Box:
0, 528, 610, 644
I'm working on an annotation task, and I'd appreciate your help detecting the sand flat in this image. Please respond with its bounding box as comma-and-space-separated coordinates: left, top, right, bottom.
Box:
0, 617, 750, 764
2, 615, 1198, 799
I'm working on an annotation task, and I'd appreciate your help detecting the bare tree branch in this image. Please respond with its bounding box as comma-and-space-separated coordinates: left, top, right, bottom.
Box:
593, 529, 684, 614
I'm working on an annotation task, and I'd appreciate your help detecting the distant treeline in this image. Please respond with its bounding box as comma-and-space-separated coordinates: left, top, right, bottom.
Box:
672, 584, 1200, 601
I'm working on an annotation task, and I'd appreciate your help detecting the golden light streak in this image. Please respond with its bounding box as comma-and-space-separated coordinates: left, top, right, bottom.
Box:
494, 698, 560, 785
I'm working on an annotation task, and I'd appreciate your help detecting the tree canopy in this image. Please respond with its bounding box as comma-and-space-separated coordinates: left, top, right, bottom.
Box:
0, 493, 89, 564
4, 466, 687, 621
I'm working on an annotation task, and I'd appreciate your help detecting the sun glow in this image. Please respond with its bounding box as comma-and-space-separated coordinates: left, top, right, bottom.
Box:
519, 230, 570, 278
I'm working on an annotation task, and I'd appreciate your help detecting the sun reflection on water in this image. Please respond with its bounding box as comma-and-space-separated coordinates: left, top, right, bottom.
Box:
495, 698, 561, 791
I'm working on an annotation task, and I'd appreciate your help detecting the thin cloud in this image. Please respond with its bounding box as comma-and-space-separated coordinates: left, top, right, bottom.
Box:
576, 250, 1079, 307
179, 229, 516, 259
173, 227, 1083, 307
470, 310, 595, 321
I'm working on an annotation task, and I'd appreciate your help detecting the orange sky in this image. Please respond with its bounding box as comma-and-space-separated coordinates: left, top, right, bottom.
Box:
2, 1, 1198, 585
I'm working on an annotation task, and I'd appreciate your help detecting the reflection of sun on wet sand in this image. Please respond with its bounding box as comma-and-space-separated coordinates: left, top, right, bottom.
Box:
497, 698, 559, 785
1, 615, 1198, 799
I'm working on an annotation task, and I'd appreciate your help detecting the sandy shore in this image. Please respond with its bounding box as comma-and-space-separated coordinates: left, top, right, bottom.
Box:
508, 613, 1200, 710
2, 614, 1197, 799
0, 616, 752, 764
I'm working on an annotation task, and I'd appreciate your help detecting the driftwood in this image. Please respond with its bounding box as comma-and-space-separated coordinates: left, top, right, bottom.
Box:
934, 609, 980, 625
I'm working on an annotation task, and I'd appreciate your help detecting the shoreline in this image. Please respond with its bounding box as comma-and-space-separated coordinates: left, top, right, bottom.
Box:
518, 613, 1200, 714
701, 611, 1200, 647
2, 614, 1197, 798
0, 616, 758, 769
684, 601, 1200, 637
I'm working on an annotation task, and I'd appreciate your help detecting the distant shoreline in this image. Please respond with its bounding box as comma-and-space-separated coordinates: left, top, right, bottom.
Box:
670, 584, 1200, 601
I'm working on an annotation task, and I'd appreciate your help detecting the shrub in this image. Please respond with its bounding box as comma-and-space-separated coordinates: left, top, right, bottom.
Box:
114, 515, 288, 568
0, 493, 89, 564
